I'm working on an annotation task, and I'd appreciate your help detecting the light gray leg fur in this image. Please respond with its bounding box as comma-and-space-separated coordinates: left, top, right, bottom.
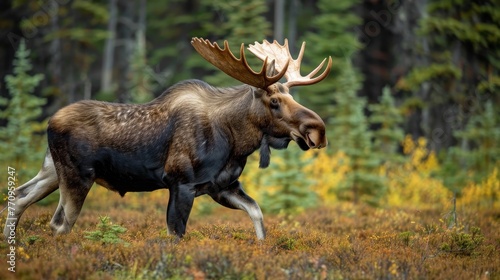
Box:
3, 150, 59, 238
211, 182, 266, 240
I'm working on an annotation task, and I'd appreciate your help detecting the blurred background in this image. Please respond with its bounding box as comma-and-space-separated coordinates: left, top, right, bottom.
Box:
0, 0, 498, 215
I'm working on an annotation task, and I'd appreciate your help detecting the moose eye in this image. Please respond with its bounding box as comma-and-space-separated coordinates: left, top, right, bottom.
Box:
270, 98, 279, 109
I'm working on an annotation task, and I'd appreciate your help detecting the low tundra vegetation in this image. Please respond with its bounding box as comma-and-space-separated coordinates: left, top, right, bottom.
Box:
0, 200, 498, 279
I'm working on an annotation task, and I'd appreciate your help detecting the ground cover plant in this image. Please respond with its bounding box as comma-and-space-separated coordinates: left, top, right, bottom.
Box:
0, 188, 498, 279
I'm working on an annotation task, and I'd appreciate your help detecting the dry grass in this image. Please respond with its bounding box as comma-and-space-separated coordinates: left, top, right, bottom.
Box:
1, 192, 499, 280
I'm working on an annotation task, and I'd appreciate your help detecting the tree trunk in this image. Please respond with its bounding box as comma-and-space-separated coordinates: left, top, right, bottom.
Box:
357, 0, 395, 105
357, 0, 429, 141
287, 0, 299, 53
116, 0, 135, 102
101, 0, 118, 93
274, 0, 285, 42
47, 1, 63, 113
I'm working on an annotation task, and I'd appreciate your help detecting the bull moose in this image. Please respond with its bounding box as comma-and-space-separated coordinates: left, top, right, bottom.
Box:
3, 38, 331, 240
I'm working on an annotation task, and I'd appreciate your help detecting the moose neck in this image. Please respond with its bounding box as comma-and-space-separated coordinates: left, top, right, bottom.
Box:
151, 80, 266, 158
209, 85, 265, 157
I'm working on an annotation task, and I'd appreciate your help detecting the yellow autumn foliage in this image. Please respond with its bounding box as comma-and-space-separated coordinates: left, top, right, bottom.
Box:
302, 149, 350, 204
235, 135, 498, 210
383, 135, 452, 208
239, 153, 266, 200
458, 167, 500, 209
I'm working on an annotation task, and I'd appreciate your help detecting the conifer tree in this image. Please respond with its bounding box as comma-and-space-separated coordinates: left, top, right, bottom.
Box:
368, 86, 405, 161
201, 0, 272, 87
401, 0, 500, 151
300, 0, 362, 119
404, 1, 500, 192
0, 40, 46, 177
260, 145, 317, 214
147, 0, 215, 84
129, 33, 155, 104
329, 62, 384, 205
446, 101, 500, 188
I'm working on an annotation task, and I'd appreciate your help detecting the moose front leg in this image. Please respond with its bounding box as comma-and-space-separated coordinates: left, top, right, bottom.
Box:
167, 185, 195, 238
210, 181, 265, 240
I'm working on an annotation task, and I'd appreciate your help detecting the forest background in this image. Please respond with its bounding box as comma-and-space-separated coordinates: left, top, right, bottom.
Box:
0, 0, 498, 279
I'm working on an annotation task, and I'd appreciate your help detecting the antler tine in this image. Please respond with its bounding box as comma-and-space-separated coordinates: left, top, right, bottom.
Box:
284, 56, 333, 88
248, 39, 332, 88
191, 37, 287, 89
248, 39, 292, 80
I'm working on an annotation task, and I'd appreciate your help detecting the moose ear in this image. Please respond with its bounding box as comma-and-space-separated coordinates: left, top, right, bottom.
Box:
265, 59, 278, 77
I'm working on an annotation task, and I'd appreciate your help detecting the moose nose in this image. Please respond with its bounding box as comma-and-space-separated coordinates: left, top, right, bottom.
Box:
293, 105, 327, 149
307, 128, 328, 149
299, 117, 327, 149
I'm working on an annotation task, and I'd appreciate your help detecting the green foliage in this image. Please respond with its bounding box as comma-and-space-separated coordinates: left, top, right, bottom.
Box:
477, 75, 500, 96
25, 235, 42, 245
299, 0, 362, 119
201, 0, 272, 87
440, 227, 484, 256
398, 231, 415, 247
206, 0, 271, 39
147, 0, 271, 87
368, 86, 405, 159
405, 0, 500, 194
84, 216, 128, 245
438, 100, 499, 192
72, 1, 110, 23
130, 34, 155, 103
329, 62, 385, 205
261, 145, 317, 214
448, 101, 499, 187
0, 40, 46, 177
147, 0, 213, 84
274, 236, 297, 251
421, 11, 500, 54
402, 63, 462, 91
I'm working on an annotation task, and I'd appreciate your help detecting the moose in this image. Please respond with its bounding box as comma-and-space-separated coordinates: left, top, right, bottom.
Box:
3, 38, 331, 240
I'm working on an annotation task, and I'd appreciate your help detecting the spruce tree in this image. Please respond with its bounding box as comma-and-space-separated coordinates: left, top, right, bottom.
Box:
447, 101, 500, 188
129, 34, 155, 104
329, 62, 384, 205
300, 0, 362, 119
0, 40, 46, 177
201, 0, 272, 87
368, 86, 405, 161
260, 145, 317, 214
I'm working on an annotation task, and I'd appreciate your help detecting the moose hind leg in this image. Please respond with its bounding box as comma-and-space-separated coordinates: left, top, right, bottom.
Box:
210, 181, 265, 240
3, 151, 59, 239
50, 171, 93, 235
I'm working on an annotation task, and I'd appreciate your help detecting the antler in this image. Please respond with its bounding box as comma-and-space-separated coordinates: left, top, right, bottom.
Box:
191, 37, 289, 89
248, 39, 332, 88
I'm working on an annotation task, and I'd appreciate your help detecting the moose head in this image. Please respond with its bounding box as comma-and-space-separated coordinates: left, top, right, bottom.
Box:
192, 38, 331, 154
